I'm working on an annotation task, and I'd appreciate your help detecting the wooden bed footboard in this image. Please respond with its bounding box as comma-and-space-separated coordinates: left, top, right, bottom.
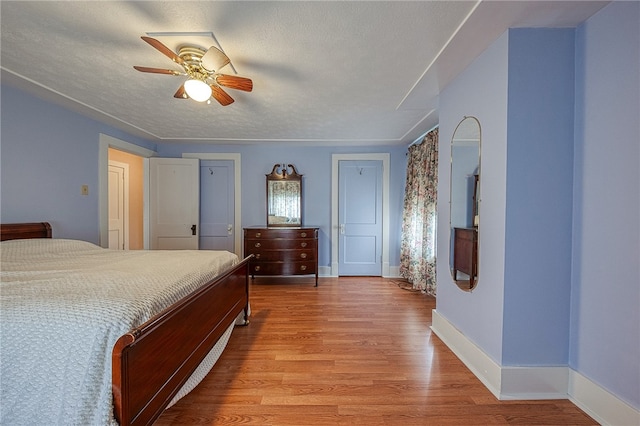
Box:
112, 255, 251, 426
1, 222, 251, 426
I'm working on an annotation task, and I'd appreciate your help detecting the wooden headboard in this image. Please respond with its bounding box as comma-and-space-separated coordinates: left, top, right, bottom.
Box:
1, 222, 52, 241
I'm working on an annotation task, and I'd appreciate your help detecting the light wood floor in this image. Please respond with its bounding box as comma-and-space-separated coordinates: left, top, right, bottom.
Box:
156, 277, 596, 425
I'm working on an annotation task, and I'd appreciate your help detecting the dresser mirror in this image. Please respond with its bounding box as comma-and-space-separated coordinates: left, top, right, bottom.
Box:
449, 116, 480, 290
266, 164, 303, 227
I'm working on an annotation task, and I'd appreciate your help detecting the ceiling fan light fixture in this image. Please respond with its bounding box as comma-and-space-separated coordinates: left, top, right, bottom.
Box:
184, 79, 212, 102
135, 36, 251, 106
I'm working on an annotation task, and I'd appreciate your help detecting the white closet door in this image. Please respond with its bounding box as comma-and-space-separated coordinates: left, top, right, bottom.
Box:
149, 157, 199, 250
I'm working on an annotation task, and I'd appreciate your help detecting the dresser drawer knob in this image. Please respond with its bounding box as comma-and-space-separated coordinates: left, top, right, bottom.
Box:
300, 242, 307, 248
300, 232, 307, 237
255, 253, 261, 259
254, 265, 261, 272
300, 265, 307, 271
255, 232, 261, 238
254, 242, 261, 248
300, 253, 307, 259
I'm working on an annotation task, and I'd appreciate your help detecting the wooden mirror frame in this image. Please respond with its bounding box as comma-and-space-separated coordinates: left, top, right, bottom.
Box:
266, 164, 303, 227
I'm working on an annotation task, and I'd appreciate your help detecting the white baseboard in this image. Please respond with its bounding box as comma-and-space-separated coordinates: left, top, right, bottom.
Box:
318, 266, 332, 277
431, 309, 502, 398
569, 370, 640, 426
431, 309, 640, 426
500, 366, 569, 400
385, 266, 400, 278
321, 265, 400, 278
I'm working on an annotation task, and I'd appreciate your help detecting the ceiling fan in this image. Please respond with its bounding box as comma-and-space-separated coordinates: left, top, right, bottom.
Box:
134, 36, 253, 106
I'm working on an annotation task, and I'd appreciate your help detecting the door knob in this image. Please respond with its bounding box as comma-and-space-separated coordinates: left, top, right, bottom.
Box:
191, 224, 197, 235
227, 224, 233, 235
340, 224, 345, 234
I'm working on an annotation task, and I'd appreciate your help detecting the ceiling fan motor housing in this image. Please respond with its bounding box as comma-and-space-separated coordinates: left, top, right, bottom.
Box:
178, 46, 211, 80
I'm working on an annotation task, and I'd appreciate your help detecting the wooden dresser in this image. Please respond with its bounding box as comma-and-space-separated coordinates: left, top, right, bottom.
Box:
244, 227, 319, 286
453, 227, 478, 288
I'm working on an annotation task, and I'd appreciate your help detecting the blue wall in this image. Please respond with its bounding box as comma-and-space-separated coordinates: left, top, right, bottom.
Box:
503, 28, 575, 365
0, 85, 155, 243
572, 1, 639, 408
0, 86, 408, 270
155, 142, 407, 269
437, 30, 509, 364
436, 1, 639, 411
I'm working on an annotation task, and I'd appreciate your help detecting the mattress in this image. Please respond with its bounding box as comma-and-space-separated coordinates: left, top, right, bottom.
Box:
0, 238, 239, 425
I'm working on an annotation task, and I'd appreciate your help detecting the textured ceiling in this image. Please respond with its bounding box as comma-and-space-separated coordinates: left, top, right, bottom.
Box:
0, 1, 607, 146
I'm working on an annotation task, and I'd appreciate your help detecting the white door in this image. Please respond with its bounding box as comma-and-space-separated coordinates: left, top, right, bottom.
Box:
149, 158, 200, 249
199, 160, 235, 251
108, 161, 128, 250
338, 160, 383, 275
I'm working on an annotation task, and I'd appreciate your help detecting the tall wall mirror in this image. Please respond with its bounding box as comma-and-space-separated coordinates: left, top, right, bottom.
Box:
266, 164, 303, 227
449, 116, 480, 290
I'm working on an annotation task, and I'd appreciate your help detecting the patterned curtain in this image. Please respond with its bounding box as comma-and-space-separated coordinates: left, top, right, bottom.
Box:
400, 129, 438, 295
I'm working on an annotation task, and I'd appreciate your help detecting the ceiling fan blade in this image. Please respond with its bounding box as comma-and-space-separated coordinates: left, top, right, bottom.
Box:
215, 74, 253, 92
141, 36, 185, 66
210, 85, 234, 106
174, 85, 188, 99
201, 46, 230, 72
133, 66, 182, 76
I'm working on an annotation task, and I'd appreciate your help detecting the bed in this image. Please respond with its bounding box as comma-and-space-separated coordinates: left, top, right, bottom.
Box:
0, 222, 251, 425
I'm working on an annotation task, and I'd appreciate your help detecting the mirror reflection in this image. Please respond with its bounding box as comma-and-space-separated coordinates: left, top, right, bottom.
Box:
449, 117, 480, 290
266, 164, 303, 227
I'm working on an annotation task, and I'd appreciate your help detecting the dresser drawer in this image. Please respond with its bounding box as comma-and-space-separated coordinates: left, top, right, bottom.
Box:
248, 249, 316, 262
244, 228, 317, 239
245, 238, 316, 250
250, 261, 317, 275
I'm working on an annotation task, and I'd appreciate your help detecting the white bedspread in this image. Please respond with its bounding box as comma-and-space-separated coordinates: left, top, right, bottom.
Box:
0, 238, 239, 425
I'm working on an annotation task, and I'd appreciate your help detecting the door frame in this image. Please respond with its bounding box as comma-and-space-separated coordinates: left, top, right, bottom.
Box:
99, 134, 155, 249
331, 153, 390, 277
183, 153, 242, 257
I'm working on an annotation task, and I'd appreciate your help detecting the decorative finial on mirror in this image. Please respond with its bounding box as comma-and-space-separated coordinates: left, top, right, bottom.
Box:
269, 163, 283, 177
268, 164, 302, 179
287, 164, 300, 177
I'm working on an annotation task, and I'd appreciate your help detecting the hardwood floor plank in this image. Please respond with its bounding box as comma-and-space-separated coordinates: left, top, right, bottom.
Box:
155, 277, 596, 425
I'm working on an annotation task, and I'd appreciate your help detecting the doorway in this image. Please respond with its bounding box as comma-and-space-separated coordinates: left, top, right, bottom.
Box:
107, 147, 145, 249
331, 153, 390, 277
99, 134, 155, 249
108, 160, 129, 249
199, 160, 235, 252
99, 136, 242, 254
182, 153, 242, 257
147, 157, 239, 252
337, 160, 383, 275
